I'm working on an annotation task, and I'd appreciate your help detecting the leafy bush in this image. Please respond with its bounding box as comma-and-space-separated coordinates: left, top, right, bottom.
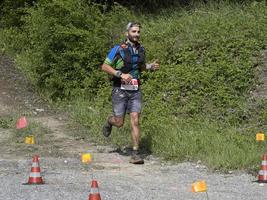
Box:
0, 0, 36, 28
141, 2, 267, 122
13, 0, 133, 99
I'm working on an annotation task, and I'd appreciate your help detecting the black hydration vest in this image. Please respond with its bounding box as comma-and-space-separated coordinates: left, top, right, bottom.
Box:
113, 42, 145, 87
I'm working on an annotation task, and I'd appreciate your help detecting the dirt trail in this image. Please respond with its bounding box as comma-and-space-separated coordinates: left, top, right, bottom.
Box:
1, 54, 267, 200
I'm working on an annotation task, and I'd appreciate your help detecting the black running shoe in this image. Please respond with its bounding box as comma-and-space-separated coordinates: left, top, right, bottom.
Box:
102, 120, 112, 137
129, 150, 144, 164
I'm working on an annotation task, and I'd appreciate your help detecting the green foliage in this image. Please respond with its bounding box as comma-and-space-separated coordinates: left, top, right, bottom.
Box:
141, 2, 267, 123
95, 0, 261, 13
12, 0, 133, 99
0, 0, 37, 28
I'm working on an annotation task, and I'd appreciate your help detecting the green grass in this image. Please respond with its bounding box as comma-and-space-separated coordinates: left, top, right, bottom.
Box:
0, 116, 14, 129
66, 97, 132, 147
145, 118, 263, 171
66, 97, 265, 172
0, 114, 48, 143
0, 114, 48, 144
13, 120, 48, 144
0, 114, 55, 156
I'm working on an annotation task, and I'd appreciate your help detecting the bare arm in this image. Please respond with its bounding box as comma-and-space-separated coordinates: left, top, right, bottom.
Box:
101, 63, 117, 76
101, 63, 132, 82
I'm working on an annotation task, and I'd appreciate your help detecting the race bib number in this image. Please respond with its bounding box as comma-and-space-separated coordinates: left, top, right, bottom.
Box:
120, 79, 139, 90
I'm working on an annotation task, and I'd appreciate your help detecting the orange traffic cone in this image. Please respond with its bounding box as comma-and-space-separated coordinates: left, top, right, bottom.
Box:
16, 116, 28, 129
258, 154, 267, 183
24, 155, 44, 185
88, 179, 101, 200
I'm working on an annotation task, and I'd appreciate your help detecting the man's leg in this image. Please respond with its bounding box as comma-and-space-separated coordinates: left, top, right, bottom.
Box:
129, 113, 144, 164
130, 112, 140, 150
103, 116, 124, 138
103, 87, 127, 137
126, 90, 143, 164
108, 116, 124, 128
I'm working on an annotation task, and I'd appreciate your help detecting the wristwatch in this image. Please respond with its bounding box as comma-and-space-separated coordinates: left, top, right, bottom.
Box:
115, 70, 122, 78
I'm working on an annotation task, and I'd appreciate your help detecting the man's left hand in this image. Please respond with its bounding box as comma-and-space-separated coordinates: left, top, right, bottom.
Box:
151, 60, 160, 71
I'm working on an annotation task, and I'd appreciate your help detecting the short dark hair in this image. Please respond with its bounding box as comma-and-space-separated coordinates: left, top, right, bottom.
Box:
126, 22, 141, 31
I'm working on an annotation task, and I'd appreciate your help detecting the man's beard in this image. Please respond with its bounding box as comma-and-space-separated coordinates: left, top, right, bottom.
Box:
128, 35, 139, 44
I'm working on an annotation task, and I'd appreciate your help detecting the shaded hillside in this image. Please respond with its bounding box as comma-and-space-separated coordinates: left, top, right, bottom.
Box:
0, 54, 51, 116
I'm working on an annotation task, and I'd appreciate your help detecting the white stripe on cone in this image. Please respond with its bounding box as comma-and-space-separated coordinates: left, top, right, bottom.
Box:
30, 172, 41, 177
90, 188, 100, 194
31, 162, 39, 167
259, 170, 267, 175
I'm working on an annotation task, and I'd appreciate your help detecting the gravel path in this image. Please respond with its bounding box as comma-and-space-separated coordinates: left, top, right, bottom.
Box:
0, 154, 266, 200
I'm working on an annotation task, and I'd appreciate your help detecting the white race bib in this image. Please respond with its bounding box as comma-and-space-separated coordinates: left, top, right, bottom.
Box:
120, 79, 139, 90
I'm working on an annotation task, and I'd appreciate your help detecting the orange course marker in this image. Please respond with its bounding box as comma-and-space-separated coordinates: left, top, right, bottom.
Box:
81, 153, 92, 164
256, 133, 265, 141
25, 135, 35, 144
192, 180, 207, 192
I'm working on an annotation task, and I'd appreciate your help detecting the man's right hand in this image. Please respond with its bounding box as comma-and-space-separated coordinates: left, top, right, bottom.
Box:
121, 73, 133, 83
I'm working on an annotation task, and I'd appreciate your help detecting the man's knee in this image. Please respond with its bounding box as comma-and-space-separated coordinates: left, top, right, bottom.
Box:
130, 113, 139, 127
113, 117, 124, 128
